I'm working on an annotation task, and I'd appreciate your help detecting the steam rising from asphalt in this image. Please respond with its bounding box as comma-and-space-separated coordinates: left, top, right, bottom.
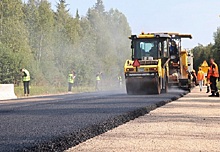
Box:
168, 86, 187, 93
22, 1, 131, 94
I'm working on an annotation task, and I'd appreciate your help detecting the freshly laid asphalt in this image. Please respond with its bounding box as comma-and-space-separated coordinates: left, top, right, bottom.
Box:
0, 88, 186, 151
67, 86, 220, 152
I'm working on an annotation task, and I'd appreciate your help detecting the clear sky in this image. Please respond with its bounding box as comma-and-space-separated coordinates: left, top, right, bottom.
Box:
47, 0, 220, 49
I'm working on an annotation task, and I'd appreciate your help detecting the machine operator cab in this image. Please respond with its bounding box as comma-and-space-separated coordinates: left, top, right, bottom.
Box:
168, 33, 192, 67
130, 32, 170, 63
129, 32, 192, 68
166, 33, 193, 86
169, 40, 179, 63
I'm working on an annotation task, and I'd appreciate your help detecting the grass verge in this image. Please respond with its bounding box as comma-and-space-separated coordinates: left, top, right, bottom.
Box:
14, 85, 95, 98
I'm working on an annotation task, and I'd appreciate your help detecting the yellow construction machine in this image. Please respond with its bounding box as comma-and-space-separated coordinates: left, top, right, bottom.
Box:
168, 33, 193, 90
124, 32, 193, 95
124, 32, 170, 94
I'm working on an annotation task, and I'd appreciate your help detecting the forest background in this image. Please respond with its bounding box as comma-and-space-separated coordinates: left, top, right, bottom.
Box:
0, 0, 131, 92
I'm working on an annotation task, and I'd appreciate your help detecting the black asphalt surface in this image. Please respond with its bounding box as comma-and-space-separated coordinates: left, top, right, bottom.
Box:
0, 88, 187, 152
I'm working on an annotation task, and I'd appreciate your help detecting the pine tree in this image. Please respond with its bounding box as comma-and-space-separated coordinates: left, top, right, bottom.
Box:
85, 2, 131, 84
53, 0, 73, 75
37, 0, 58, 85
213, 27, 220, 65
75, 9, 80, 19
94, 0, 105, 13
23, 0, 40, 57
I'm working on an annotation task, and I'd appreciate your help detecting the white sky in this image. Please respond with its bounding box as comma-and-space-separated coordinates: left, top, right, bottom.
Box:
41, 0, 220, 48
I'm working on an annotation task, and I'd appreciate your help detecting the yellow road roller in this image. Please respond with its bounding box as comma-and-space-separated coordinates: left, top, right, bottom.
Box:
124, 32, 170, 94
124, 32, 193, 94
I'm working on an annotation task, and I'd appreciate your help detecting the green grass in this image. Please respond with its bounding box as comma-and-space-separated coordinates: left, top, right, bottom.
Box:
14, 85, 96, 97
14, 81, 121, 97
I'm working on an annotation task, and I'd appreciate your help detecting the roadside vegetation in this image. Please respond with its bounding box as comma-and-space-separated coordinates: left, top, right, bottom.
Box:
192, 28, 220, 72
0, 0, 130, 96
14, 86, 96, 97
192, 29, 220, 90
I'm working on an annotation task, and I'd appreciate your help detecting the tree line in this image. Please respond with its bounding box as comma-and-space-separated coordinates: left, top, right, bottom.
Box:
192, 27, 220, 72
0, 0, 131, 87
1, 0, 219, 86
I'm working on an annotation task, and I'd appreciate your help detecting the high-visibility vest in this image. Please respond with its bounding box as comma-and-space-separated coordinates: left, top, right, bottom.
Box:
118, 76, 122, 82
22, 69, 30, 82
197, 70, 204, 81
96, 75, 101, 81
207, 62, 219, 78
68, 74, 74, 83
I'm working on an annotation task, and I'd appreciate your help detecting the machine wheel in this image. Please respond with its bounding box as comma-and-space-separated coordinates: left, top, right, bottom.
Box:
126, 78, 142, 95
126, 79, 134, 95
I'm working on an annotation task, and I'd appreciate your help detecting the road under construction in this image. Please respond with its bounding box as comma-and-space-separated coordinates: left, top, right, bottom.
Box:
0, 32, 219, 151
67, 86, 220, 152
0, 85, 219, 151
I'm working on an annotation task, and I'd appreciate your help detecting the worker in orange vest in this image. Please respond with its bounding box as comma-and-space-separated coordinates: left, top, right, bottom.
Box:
207, 58, 219, 97
197, 68, 204, 91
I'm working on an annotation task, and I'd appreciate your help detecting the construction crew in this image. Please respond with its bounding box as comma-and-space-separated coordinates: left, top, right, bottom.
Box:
197, 67, 204, 91
68, 70, 76, 92
207, 58, 219, 97
20, 68, 30, 96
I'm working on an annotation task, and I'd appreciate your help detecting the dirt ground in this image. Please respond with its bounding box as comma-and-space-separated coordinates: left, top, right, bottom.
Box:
66, 86, 220, 152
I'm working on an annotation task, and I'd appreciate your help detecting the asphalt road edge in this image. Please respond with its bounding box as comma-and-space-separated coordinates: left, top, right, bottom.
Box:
21, 91, 188, 152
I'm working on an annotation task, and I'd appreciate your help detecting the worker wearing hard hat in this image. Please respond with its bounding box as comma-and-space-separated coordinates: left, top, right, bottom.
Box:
197, 68, 205, 91
207, 58, 219, 97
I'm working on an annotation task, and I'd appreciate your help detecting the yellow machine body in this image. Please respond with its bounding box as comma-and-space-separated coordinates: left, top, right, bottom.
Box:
167, 33, 193, 89
124, 33, 170, 94
124, 32, 193, 94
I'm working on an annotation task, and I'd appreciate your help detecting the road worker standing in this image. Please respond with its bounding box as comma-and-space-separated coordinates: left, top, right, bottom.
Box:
197, 68, 204, 91
20, 68, 30, 96
68, 70, 76, 92
207, 58, 219, 97
96, 72, 101, 91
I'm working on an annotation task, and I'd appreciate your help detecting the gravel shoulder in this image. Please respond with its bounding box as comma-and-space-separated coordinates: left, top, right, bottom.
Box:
66, 86, 220, 152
